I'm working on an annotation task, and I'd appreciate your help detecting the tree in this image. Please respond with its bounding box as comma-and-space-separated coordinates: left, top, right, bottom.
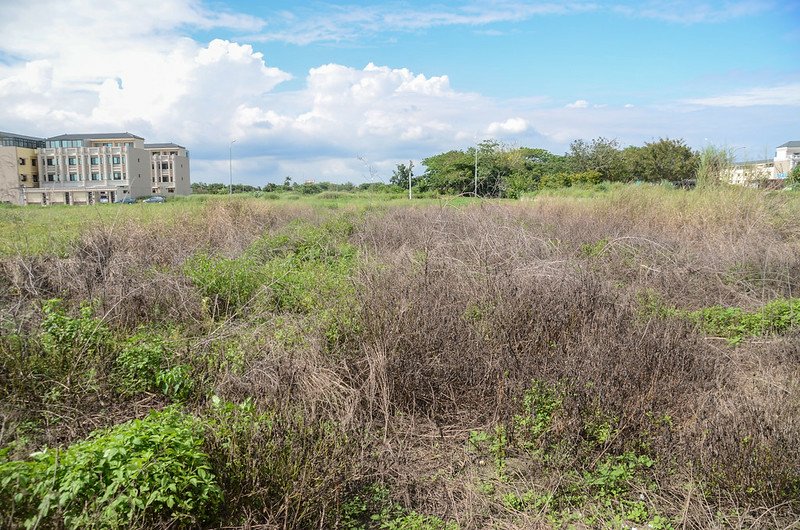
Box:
389, 162, 414, 189
631, 138, 697, 182
568, 137, 626, 181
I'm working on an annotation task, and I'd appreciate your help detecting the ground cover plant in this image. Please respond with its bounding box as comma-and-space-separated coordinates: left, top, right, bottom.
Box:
0, 186, 798, 528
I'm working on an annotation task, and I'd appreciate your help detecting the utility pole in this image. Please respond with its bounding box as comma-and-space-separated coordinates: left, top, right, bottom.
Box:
229, 139, 237, 195
474, 142, 478, 197
408, 160, 413, 200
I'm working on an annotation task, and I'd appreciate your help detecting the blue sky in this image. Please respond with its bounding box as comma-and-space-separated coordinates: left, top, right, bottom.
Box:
1, 0, 798, 184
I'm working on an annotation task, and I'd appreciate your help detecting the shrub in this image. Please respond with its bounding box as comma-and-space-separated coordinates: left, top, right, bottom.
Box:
0, 407, 221, 529
113, 331, 168, 395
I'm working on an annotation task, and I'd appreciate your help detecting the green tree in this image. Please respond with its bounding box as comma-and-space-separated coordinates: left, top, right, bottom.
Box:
568, 137, 627, 181
389, 162, 414, 189
632, 138, 697, 182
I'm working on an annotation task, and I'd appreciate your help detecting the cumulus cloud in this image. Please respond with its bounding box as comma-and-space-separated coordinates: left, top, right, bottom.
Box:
487, 117, 529, 135
565, 99, 589, 108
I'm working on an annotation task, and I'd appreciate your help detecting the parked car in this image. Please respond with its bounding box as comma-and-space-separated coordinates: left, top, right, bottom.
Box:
114, 196, 136, 204
98, 197, 109, 203
143, 196, 166, 203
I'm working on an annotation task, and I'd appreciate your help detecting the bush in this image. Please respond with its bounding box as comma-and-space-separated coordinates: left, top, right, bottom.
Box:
0, 407, 221, 529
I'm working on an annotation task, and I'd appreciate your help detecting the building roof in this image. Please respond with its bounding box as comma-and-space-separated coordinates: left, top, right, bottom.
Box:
0, 131, 45, 141
47, 132, 144, 141
144, 142, 186, 149
777, 141, 800, 148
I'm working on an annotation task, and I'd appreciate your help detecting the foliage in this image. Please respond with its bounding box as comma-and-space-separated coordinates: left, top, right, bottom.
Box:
568, 137, 627, 181
113, 331, 168, 395
341, 484, 458, 530
625, 138, 698, 182
684, 297, 800, 343
696, 145, 734, 188
0, 408, 220, 529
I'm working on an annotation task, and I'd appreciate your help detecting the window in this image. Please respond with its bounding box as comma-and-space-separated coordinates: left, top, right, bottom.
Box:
68, 157, 77, 166
69, 173, 78, 182
90, 156, 100, 165
113, 171, 122, 180
31, 159, 36, 167
46, 174, 55, 182
19, 158, 25, 165
161, 176, 169, 182
112, 156, 121, 164
20, 174, 27, 182
46, 158, 55, 166
170, 151, 177, 155
91, 172, 100, 181
33, 175, 39, 183
161, 162, 169, 170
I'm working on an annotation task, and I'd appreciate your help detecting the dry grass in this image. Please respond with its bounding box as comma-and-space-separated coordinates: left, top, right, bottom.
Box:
1, 189, 798, 529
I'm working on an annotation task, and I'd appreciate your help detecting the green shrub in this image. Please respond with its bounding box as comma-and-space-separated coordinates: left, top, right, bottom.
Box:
0, 407, 221, 529
184, 254, 264, 317
684, 297, 800, 343
113, 332, 168, 395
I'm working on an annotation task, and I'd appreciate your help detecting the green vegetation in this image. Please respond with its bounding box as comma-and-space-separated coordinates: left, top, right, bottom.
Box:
1, 187, 798, 528
0, 408, 220, 529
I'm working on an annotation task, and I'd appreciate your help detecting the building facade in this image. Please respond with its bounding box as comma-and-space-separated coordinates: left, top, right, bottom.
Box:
0, 132, 45, 204
145, 143, 191, 196
0, 131, 191, 205
773, 141, 800, 179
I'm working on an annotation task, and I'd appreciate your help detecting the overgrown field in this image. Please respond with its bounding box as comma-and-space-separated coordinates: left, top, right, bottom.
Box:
1, 186, 798, 529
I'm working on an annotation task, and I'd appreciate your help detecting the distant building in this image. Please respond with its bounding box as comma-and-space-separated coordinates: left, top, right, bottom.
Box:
0, 131, 191, 205
730, 159, 773, 186
145, 143, 191, 196
773, 141, 800, 179
730, 140, 800, 187
0, 131, 45, 204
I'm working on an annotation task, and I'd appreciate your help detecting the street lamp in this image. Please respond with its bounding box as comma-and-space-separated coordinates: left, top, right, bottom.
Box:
229, 139, 237, 195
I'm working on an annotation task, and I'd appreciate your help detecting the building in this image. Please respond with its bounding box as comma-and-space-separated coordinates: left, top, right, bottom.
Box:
730, 159, 774, 186
145, 143, 191, 196
773, 141, 800, 179
729, 140, 800, 187
0, 131, 191, 205
0, 131, 45, 204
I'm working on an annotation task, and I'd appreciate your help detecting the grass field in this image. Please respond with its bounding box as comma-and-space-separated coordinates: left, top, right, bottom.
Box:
0, 185, 798, 529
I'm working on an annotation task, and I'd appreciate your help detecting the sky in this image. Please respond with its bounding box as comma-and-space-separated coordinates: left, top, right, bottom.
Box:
0, 0, 798, 185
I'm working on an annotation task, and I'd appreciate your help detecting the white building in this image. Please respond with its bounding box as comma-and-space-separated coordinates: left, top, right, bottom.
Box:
773, 141, 800, 179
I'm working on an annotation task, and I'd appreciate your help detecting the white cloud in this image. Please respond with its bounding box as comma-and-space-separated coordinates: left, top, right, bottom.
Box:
487, 117, 529, 135
683, 83, 800, 107
250, 2, 597, 44
566, 99, 589, 108
614, 0, 771, 24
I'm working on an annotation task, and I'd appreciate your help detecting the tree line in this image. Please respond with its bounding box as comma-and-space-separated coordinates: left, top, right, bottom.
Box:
400, 137, 700, 198
196, 137, 745, 198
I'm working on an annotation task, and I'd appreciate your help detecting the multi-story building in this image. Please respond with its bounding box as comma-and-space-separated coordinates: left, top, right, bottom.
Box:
0, 131, 45, 204
0, 131, 192, 205
773, 141, 800, 179
729, 140, 800, 186
145, 143, 191, 196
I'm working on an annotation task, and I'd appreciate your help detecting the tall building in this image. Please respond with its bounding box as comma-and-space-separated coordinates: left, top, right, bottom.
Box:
0, 132, 45, 204
145, 143, 191, 196
0, 131, 192, 205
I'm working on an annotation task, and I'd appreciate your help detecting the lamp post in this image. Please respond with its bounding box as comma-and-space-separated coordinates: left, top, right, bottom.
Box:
229, 139, 237, 195
474, 141, 479, 197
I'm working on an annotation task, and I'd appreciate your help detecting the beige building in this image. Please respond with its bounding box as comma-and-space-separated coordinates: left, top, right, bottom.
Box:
145, 143, 191, 196
0, 131, 192, 206
0, 132, 45, 204
729, 140, 799, 187
730, 159, 774, 186
773, 141, 800, 179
